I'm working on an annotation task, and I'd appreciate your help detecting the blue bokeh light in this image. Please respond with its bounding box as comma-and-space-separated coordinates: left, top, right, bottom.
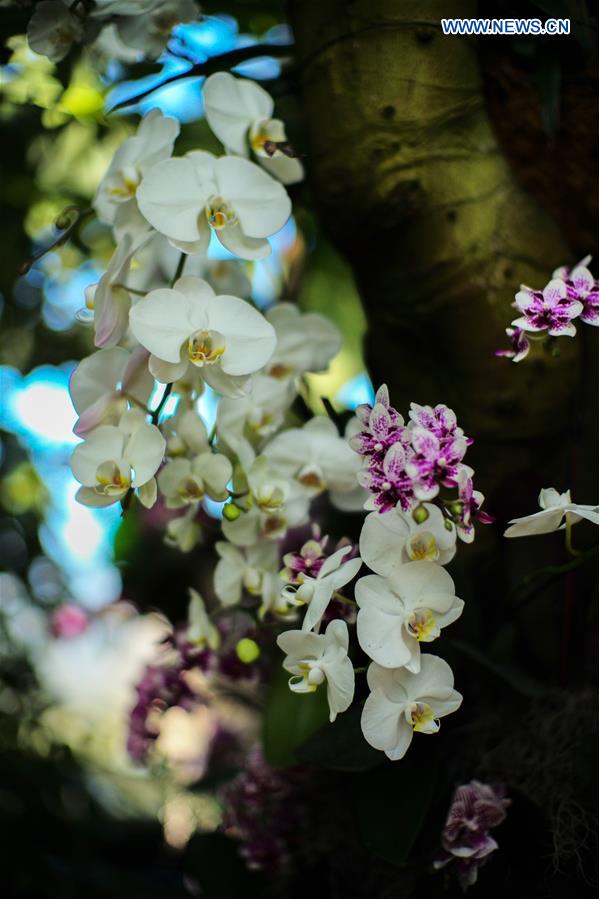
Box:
107, 14, 290, 120
1, 365, 121, 607
336, 372, 375, 410
36, 254, 102, 332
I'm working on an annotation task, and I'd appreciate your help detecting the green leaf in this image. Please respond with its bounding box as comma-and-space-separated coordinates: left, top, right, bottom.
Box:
262, 663, 329, 768
296, 705, 382, 771
113, 503, 139, 564
353, 748, 438, 866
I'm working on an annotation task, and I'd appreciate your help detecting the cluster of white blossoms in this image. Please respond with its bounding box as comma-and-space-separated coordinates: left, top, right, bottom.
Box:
67, 70, 471, 763
276, 474, 465, 758
27, 0, 200, 63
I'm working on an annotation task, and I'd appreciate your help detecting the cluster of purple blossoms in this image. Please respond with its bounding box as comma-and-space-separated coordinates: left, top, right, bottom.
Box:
434, 780, 511, 890
220, 748, 310, 872
127, 631, 210, 762
351, 386, 491, 541
127, 622, 263, 763
497, 255, 598, 362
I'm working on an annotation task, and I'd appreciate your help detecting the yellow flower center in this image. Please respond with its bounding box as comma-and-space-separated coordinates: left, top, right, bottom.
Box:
187, 329, 226, 367
248, 119, 285, 157
109, 166, 140, 199
297, 466, 326, 493
406, 608, 437, 642
262, 514, 286, 539
289, 661, 325, 693
268, 362, 293, 379
205, 196, 237, 231
406, 532, 439, 562
256, 483, 285, 513
248, 410, 274, 436
95, 461, 130, 496
178, 477, 204, 503
410, 702, 435, 732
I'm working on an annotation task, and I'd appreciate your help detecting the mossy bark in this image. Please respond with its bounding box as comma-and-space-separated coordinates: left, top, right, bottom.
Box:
290, 0, 582, 490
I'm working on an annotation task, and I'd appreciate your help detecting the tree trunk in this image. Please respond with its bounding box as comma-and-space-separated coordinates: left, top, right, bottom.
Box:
290, 0, 584, 495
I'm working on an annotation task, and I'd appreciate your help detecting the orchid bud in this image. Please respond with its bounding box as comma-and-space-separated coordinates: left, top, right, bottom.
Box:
412, 504, 429, 524
236, 638, 260, 664
447, 501, 463, 519
223, 502, 241, 521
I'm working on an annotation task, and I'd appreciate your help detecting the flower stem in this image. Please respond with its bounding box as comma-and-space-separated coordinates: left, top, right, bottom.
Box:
151, 383, 173, 424
564, 514, 581, 557
120, 488, 134, 518
108, 44, 293, 113
20, 207, 93, 274
508, 541, 599, 610
173, 253, 186, 285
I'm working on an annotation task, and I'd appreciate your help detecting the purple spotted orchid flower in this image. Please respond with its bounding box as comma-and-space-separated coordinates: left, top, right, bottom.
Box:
221, 748, 310, 872
408, 402, 470, 444
351, 384, 406, 461
405, 424, 469, 502
452, 466, 494, 543
512, 277, 583, 337
554, 255, 599, 326
495, 325, 530, 362
435, 780, 510, 890
358, 440, 416, 512
350, 386, 490, 540
281, 530, 330, 585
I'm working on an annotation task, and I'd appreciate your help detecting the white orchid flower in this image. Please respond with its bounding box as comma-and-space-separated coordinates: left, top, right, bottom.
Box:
136, 151, 291, 260
355, 563, 463, 671
277, 619, 355, 723
166, 507, 202, 553
361, 654, 462, 760
187, 588, 220, 650
157, 452, 232, 507
216, 372, 293, 469
258, 571, 302, 621
162, 407, 208, 458
214, 540, 279, 607
71, 408, 165, 508
359, 503, 457, 577
113, 0, 198, 59
91, 0, 162, 13
281, 545, 361, 633
128, 275, 276, 396
504, 487, 599, 537
85, 230, 152, 349
70, 346, 153, 438
264, 303, 342, 380
203, 72, 303, 185
27, 1, 87, 62
264, 416, 364, 511
152, 237, 253, 296
221, 456, 309, 547
201, 259, 252, 299
94, 109, 180, 229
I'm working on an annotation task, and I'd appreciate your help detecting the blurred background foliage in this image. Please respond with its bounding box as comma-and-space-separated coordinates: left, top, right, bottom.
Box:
0, 4, 369, 896
1, 1, 599, 898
